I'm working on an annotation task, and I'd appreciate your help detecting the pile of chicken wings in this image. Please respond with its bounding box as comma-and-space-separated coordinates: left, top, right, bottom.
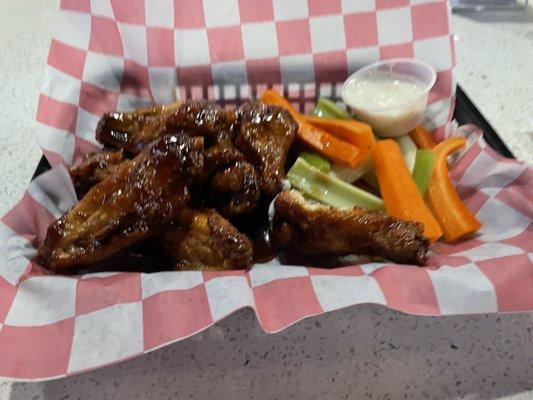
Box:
39, 100, 428, 274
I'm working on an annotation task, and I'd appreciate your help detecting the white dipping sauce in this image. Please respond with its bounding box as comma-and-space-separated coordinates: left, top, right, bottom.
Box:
343, 71, 427, 137
344, 74, 424, 109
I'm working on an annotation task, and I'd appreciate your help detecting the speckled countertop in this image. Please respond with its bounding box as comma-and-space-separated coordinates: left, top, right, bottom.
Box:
1, 2, 532, 399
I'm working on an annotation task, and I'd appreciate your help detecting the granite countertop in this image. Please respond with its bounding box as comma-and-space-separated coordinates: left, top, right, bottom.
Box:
452, 7, 533, 164
1, 2, 532, 399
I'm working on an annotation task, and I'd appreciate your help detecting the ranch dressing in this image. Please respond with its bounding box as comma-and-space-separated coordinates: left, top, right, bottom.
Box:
344, 73, 424, 109
343, 71, 428, 137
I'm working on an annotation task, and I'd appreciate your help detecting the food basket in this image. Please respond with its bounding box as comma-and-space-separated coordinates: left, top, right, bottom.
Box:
0, 0, 531, 380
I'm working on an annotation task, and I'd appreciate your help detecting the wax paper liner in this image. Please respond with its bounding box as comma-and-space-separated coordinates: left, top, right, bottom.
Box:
1, 0, 531, 381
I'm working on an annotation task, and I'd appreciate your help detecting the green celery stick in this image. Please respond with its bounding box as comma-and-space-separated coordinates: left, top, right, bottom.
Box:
312, 98, 351, 120
287, 158, 384, 210
300, 151, 331, 173
412, 149, 436, 196
394, 134, 417, 172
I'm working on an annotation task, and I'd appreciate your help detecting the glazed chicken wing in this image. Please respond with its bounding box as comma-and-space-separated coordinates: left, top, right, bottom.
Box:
195, 144, 260, 217
235, 102, 297, 197
96, 100, 236, 155
162, 208, 253, 271
39, 134, 204, 274
271, 190, 428, 265
69, 150, 131, 198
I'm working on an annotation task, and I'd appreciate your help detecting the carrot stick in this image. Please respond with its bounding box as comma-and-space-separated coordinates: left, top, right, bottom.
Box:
260, 90, 362, 168
373, 139, 442, 243
425, 136, 481, 242
303, 116, 375, 169
409, 125, 436, 149
303, 116, 375, 150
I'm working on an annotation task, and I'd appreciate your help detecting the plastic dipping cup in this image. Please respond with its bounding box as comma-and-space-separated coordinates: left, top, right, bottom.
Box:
341, 58, 436, 138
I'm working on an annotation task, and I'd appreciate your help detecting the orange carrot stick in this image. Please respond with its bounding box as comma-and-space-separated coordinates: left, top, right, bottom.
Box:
409, 125, 436, 149
303, 116, 376, 150
303, 116, 376, 169
260, 90, 362, 168
373, 139, 442, 243
425, 136, 481, 242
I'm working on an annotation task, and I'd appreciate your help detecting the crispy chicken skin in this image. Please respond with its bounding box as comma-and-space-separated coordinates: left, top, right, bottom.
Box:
96, 100, 236, 155
69, 150, 131, 198
39, 135, 204, 274
235, 102, 297, 197
162, 208, 253, 271
271, 191, 428, 265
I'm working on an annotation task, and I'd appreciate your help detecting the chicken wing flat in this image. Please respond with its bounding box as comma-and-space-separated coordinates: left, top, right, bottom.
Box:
70, 150, 131, 198
96, 100, 236, 154
95, 101, 181, 154
40, 134, 204, 274
235, 102, 297, 197
271, 190, 428, 265
162, 208, 253, 271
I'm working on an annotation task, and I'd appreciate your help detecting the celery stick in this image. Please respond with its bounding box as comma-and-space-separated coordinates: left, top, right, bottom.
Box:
287, 158, 384, 210
412, 149, 436, 196
394, 135, 417, 172
300, 151, 331, 172
312, 98, 351, 120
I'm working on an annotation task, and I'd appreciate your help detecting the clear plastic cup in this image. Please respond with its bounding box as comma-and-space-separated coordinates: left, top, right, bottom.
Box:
341, 58, 437, 137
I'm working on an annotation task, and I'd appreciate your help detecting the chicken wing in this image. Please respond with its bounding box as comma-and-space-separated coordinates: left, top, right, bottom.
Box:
69, 150, 131, 198
162, 208, 253, 271
39, 134, 204, 274
96, 100, 236, 154
271, 190, 428, 265
195, 144, 260, 217
208, 162, 261, 217
235, 102, 297, 197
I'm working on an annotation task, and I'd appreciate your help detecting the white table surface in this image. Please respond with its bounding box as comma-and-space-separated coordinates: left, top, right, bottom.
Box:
1, 1, 532, 399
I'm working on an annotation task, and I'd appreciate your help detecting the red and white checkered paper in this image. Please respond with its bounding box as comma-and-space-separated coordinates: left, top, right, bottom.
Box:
1, 0, 531, 381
